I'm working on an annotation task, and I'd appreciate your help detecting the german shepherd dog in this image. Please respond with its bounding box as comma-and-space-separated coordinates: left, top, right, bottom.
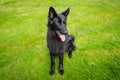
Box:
47, 7, 76, 75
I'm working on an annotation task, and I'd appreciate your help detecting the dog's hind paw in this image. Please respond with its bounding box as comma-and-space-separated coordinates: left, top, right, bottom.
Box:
68, 51, 72, 59
49, 70, 55, 75
72, 44, 76, 51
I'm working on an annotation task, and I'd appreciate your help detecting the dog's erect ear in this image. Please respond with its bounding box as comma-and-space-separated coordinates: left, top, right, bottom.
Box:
62, 7, 70, 16
49, 7, 57, 19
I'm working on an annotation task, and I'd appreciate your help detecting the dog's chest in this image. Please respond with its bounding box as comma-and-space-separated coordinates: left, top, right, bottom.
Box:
47, 30, 65, 53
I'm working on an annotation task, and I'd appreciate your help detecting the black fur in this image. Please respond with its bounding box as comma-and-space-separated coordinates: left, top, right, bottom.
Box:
47, 7, 76, 75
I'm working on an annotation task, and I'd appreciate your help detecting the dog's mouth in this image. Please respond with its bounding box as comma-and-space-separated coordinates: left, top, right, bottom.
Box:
55, 31, 66, 42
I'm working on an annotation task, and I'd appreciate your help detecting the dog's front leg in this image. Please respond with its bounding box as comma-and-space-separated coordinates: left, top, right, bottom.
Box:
59, 53, 64, 75
49, 53, 55, 75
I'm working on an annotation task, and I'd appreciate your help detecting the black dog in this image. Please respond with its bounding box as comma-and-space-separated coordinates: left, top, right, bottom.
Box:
47, 7, 76, 75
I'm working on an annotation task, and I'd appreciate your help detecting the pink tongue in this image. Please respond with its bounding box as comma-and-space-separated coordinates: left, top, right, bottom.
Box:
59, 35, 66, 42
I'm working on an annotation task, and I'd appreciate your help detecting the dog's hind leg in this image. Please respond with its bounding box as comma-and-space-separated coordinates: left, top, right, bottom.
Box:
59, 53, 64, 75
49, 53, 55, 75
67, 35, 76, 58
68, 51, 72, 58
68, 44, 76, 58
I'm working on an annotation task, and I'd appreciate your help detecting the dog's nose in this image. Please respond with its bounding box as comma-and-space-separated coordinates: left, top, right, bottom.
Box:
64, 31, 68, 34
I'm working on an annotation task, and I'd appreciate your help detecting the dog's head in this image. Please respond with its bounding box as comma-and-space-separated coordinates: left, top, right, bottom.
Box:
48, 7, 70, 42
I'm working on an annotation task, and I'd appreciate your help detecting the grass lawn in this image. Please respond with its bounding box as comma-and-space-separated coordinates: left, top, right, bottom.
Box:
0, 0, 120, 80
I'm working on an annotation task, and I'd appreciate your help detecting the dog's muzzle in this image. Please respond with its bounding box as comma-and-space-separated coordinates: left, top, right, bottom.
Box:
55, 31, 67, 42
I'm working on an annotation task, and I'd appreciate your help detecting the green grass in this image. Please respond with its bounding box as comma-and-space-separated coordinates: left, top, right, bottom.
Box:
0, 0, 120, 80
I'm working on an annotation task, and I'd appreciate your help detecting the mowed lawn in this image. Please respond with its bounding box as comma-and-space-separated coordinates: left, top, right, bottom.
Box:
0, 0, 120, 80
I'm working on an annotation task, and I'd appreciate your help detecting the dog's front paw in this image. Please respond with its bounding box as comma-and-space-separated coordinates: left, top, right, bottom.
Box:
49, 69, 55, 75
59, 64, 64, 75
59, 69, 64, 75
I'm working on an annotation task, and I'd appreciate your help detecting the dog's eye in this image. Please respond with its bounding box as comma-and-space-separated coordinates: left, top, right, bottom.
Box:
58, 20, 61, 24
63, 21, 66, 24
